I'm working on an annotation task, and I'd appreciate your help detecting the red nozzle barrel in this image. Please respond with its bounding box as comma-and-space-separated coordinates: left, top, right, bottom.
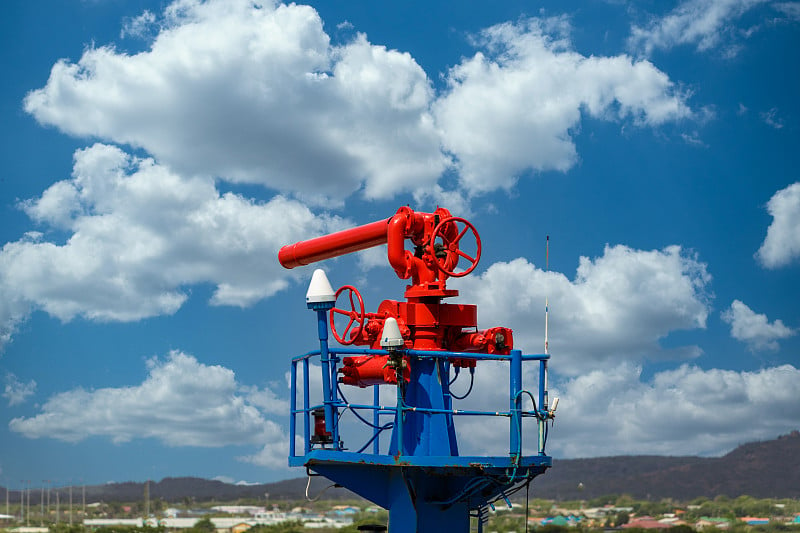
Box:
278, 218, 390, 269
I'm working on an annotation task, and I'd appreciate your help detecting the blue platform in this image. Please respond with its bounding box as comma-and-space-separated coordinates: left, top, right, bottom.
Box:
289, 338, 553, 531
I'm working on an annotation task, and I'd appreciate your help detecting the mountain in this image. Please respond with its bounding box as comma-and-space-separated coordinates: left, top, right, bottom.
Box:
0, 476, 359, 505
3, 431, 798, 504
531, 430, 800, 500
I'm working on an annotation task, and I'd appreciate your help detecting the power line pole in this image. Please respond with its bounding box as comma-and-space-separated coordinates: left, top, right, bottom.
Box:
144, 480, 150, 519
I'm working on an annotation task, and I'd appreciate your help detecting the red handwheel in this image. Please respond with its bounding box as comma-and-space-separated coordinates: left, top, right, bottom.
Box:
429, 216, 482, 277
329, 285, 366, 345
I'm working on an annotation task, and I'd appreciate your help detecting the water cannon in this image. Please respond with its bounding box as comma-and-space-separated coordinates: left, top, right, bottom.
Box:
279, 206, 481, 295
282, 206, 554, 532
280, 206, 512, 387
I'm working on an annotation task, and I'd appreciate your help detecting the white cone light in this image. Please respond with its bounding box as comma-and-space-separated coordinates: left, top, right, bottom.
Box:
380, 317, 404, 348
306, 269, 336, 304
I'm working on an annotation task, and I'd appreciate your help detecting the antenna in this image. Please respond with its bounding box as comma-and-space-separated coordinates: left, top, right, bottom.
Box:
544, 235, 549, 355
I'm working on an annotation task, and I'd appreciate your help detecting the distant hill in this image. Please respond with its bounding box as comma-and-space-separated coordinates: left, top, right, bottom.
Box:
3, 431, 798, 504
0, 476, 359, 505
531, 430, 800, 500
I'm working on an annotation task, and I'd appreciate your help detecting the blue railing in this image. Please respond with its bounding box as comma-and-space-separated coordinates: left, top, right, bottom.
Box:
289, 347, 551, 461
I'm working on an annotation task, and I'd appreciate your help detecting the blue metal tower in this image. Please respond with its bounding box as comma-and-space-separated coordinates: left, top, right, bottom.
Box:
281, 207, 555, 532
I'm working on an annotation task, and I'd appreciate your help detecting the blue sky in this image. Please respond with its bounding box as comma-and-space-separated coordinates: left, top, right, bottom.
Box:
1, 0, 799, 489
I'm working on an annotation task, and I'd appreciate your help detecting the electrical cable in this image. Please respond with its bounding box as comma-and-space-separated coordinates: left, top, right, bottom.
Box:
305, 475, 338, 502
355, 423, 394, 454
525, 479, 531, 533
450, 367, 475, 400
449, 366, 461, 386
337, 384, 394, 430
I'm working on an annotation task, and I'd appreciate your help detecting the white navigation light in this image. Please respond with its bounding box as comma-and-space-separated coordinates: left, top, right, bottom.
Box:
380, 317, 404, 348
306, 269, 336, 304
551, 397, 559, 412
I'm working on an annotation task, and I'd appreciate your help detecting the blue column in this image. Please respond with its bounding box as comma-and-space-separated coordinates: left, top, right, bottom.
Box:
373, 385, 381, 454
290, 361, 297, 458
303, 358, 310, 454
538, 358, 547, 455
314, 306, 337, 446
509, 349, 522, 460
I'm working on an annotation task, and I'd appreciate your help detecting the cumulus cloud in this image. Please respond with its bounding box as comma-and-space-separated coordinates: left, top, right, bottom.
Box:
434, 17, 693, 194
3, 373, 37, 406
454, 245, 711, 375
448, 362, 800, 458
628, 0, 770, 56
756, 182, 800, 268
722, 300, 796, 352
9, 351, 287, 462
23, 1, 697, 205
548, 363, 800, 458
24, 0, 447, 203
0, 143, 338, 340
442, 245, 716, 457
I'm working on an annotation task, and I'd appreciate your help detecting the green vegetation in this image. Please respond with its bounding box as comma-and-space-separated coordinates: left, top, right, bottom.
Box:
0, 494, 797, 533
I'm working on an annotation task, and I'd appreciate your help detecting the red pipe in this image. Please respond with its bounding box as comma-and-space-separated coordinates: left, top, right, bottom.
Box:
278, 218, 390, 269
387, 206, 414, 279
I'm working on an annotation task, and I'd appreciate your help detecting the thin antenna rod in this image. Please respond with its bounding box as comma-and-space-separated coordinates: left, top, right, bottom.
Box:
544, 235, 549, 355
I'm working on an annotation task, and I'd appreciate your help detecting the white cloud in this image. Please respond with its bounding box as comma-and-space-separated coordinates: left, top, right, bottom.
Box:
442, 245, 714, 457
628, 0, 770, 56
0, 294, 30, 352
121, 10, 157, 40
24, 0, 447, 203
756, 182, 800, 268
238, 440, 290, 469
3, 373, 37, 406
453, 245, 711, 376
434, 17, 693, 194
775, 2, 800, 20
0, 143, 338, 338
415, 360, 799, 459
9, 351, 287, 457
23, 2, 697, 205
549, 363, 800, 457
721, 299, 796, 351
760, 107, 785, 129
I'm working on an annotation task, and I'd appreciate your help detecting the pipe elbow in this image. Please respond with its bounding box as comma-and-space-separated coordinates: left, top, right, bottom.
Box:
387, 207, 413, 279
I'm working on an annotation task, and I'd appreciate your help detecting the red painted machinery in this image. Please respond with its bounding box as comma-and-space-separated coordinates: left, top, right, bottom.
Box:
279, 206, 513, 387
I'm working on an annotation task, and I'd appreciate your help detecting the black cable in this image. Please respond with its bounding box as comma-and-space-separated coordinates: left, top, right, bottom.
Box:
525, 479, 531, 533
450, 367, 475, 400
355, 422, 394, 453
337, 384, 393, 430
449, 366, 461, 386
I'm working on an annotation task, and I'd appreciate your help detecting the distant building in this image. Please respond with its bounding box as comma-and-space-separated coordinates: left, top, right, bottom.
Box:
85, 518, 144, 529
695, 517, 731, 530
740, 517, 770, 526
210, 506, 266, 516
622, 517, 672, 529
